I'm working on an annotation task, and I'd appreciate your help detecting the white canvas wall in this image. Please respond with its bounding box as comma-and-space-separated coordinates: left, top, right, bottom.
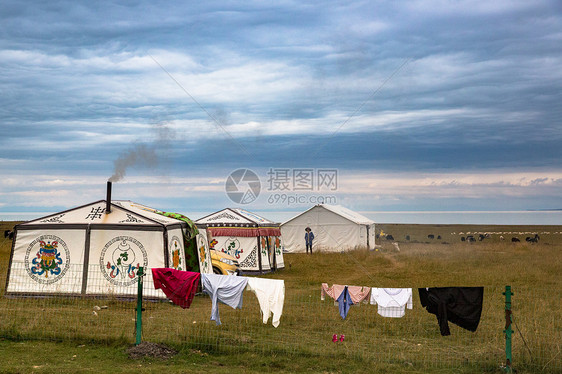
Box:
281, 206, 373, 253
368, 224, 376, 249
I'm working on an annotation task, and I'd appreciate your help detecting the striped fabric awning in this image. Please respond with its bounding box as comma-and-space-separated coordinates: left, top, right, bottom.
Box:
208, 226, 281, 237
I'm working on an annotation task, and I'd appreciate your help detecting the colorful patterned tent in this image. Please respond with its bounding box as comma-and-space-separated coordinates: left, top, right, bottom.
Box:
5, 200, 212, 297
195, 208, 285, 274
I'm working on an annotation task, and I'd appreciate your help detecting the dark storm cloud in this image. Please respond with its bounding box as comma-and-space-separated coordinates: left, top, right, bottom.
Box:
1, 0, 562, 213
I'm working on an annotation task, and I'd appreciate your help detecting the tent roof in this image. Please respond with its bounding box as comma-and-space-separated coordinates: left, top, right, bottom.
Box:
196, 208, 276, 226
282, 204, 375, 226
19, 200, 182, 227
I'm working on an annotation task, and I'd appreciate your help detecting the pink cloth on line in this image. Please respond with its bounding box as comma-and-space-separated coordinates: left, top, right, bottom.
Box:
347, 286, 371, 304
321, 283, 345, 301
322, 284, 370, 303
152, 268, 200, 309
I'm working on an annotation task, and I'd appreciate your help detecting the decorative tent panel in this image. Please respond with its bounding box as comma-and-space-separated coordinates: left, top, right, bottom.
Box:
6, 229, 86, 294
197, 209, 254, 225
258, 236, 272, 272
24, 202, 152, 226
210, 235, 259, 272
208, 226, 261, 237
276, 236, 285, 268
268, 236, 285, 269
231, 208, 275, 224
85, 229, 165, 296
207, 226, 282, 237
114, 201, 182, 225
259, 227, 282, 236
21, 200, 187, 227
167, 228, 186, 271
196, 208, 285, 273
195, 231, 212, 274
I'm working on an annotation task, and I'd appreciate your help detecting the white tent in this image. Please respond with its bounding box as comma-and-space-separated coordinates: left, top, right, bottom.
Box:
195, 208, 285, 273
280, 204, 375, 253
5, 199, 212, 298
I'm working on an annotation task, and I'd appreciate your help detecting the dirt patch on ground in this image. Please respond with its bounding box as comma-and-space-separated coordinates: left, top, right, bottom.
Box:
127, 342, 177, 360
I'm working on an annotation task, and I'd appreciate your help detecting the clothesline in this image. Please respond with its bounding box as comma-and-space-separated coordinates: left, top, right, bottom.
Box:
149, 269, 483, 336
321, 283, 413, 319
152, 268, 285, 328
321, 283, 484, 336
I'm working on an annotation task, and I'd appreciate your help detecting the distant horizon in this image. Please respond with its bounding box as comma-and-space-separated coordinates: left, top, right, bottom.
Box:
3, 209, 562, 226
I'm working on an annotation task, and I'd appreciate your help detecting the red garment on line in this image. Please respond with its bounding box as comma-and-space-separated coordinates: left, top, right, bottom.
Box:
152, 268, 200, 309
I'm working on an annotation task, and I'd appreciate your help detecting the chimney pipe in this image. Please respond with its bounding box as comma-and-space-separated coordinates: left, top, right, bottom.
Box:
106, 181, 112, 214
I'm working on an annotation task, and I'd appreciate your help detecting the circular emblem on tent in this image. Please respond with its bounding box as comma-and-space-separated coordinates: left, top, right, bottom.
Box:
223, 237, 243, 259
225, 168, 261, 204
169, 235, 183, 270
24, 235, 70, 284
100, 236, 148, 286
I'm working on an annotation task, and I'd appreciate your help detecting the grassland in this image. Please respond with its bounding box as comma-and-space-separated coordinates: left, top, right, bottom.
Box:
0, 221, 560, 373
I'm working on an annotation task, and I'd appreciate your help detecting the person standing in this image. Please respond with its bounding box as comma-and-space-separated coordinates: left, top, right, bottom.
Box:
305, 227, 314, 254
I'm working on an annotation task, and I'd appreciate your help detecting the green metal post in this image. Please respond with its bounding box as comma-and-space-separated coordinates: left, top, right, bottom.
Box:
502, 285, 513, 372
135, 267, 144, 346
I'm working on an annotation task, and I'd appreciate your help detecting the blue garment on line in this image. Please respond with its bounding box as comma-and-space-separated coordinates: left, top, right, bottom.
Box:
337, 286, 354, 319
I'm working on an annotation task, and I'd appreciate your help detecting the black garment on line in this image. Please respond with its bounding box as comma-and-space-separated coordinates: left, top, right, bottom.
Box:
418, 287, 484, 336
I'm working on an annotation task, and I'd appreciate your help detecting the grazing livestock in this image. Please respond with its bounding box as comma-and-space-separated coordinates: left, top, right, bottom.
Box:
437, 235, 441, 240
512, 237, 520, 242
405, 235, 410, 241
466, 235, 476, 242
478, 233, 491, 241
526, 234, 540, 243
500, 236, 505, 241
385, 234, 395, 241
461, 237, 466, 242
427, 234, 434, 239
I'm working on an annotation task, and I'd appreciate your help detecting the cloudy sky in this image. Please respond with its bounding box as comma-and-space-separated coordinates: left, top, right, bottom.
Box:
1, 0, 561, 221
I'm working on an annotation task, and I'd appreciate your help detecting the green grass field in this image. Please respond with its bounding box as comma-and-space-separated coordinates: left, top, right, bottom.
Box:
0, 222, 560, 373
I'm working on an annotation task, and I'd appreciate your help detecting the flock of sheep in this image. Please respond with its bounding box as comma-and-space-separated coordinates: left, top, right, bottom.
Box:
378, 230, 558, 244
